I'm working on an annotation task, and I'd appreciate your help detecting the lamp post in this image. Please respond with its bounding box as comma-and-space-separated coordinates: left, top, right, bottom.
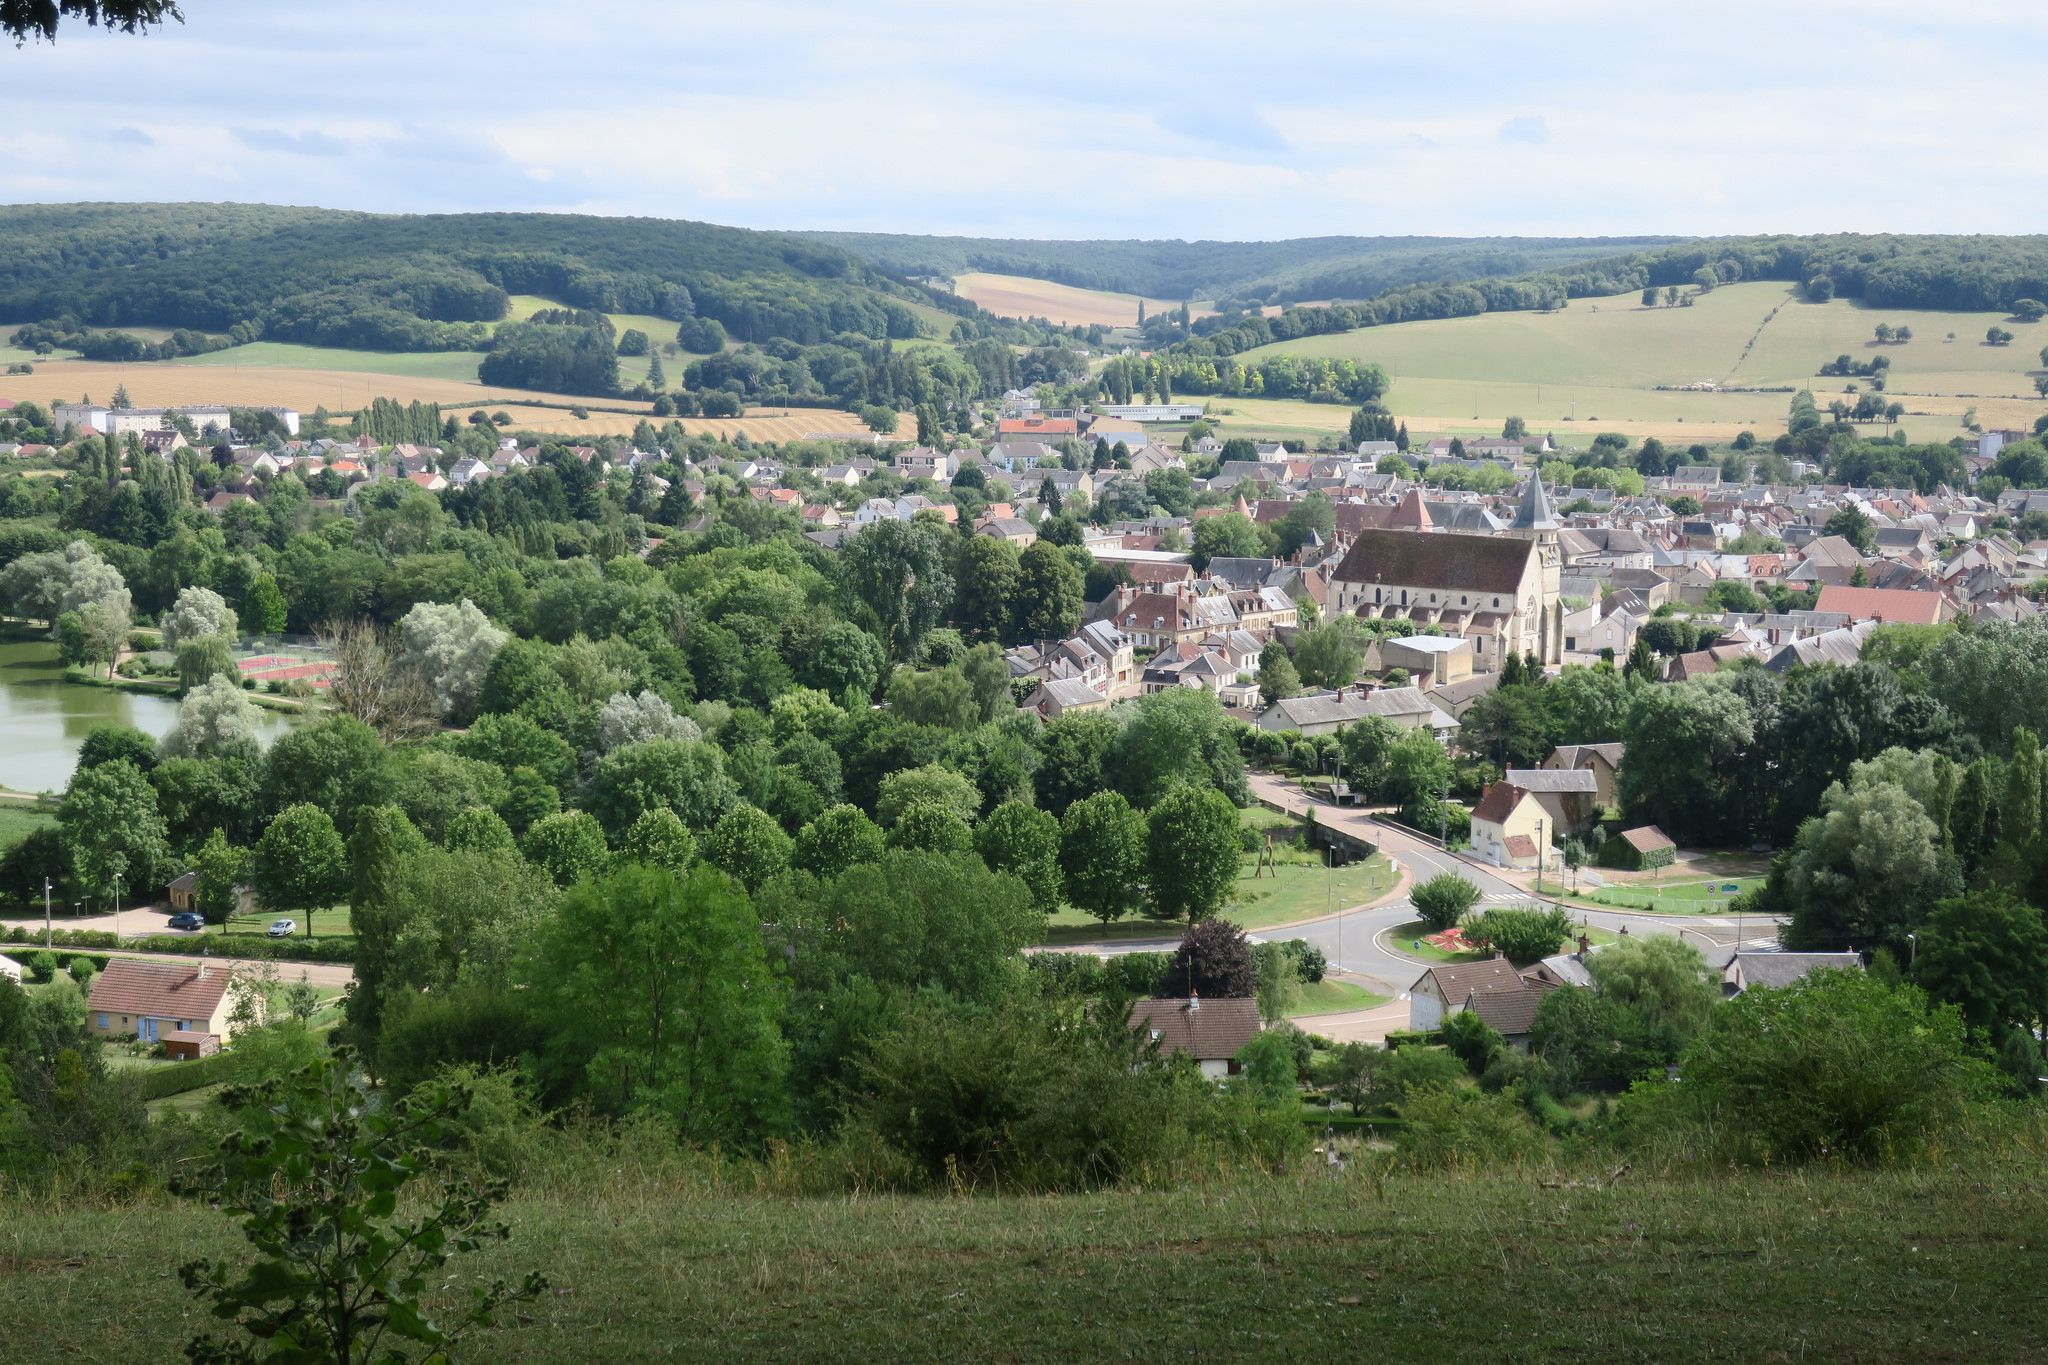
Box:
111, 872, 123, 942
42, 877, 52, 949
1534, 817, 1545, 895
1906, 931, 1917, 970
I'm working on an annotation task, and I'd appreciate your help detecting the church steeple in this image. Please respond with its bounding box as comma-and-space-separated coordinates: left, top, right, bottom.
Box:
1510, 472, 1558, 533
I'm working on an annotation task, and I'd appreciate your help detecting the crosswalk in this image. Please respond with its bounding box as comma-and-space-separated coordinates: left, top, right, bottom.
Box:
1479, 891, 1528, 903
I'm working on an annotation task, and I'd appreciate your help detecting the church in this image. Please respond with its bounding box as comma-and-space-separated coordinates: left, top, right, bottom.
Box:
1329, 478, 1564, 670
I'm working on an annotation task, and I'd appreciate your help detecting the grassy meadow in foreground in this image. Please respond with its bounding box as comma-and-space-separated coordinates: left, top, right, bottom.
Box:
5, 1159, 2041, 1362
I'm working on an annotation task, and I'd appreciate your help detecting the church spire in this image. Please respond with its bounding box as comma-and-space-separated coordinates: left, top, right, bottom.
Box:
1511, 472, 1558, 532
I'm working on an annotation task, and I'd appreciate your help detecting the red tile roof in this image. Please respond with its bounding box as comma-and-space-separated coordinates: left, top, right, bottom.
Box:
1812, 585, 1949, 625
1470, 782, 1531, 827
87, 959, 231, 1022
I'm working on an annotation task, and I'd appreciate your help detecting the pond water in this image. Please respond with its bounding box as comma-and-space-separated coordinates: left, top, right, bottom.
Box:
0, 638, 293, 793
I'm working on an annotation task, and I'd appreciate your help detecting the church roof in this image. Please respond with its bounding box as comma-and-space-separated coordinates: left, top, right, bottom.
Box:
1511, 475, 1559, 531
1331, 528, 1538, 595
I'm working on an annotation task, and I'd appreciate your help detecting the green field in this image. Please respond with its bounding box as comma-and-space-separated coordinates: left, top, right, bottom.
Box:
6, 1156, 2042, 1362
171, 342, 488, 382
0, 802, 55, 849
1235, 281, 2048, 442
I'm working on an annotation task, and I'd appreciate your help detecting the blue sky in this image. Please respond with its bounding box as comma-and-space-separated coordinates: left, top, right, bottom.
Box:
3, 0, 2044, 239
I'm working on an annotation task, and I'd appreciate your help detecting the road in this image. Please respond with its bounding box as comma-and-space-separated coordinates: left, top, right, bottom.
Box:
1046, 773, 1784, 1040
1, 908, 355, 987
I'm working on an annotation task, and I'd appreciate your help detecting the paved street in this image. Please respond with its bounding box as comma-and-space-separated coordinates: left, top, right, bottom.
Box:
1046, 773, 1784, 1033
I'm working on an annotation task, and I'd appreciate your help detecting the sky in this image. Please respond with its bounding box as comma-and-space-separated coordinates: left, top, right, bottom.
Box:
3, 0, 2046, 241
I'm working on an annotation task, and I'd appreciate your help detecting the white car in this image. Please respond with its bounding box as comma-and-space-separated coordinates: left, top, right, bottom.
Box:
265, 918, 297, 938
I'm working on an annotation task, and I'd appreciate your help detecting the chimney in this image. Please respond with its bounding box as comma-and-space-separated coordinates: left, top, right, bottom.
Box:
1187, 987, 1201, 1012
1576, 934, 1590, 961
196, 963, 209, 980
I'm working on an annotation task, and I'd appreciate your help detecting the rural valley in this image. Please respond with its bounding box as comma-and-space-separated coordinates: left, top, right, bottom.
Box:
1, 3, 2046, 1362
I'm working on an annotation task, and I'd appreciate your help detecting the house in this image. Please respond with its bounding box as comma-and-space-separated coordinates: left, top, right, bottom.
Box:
1811, 584, 1952, 626
1255, 685, 1458, 739
1502, 767, 1601, 835
995, 415, 1078, 442
1024, 676, 1111, 719
1463, 985, 1545, 1048
1468, 781, 1552, 871
1407, 957, 1532, 1030
977, 516, 1038, 547
86, 959, 246, 1046
1721, 950, 1862, 996
1544, 743, 1625, 809
1128, 995, 1263, 1079
167, 872, 199, 912
0, 955, 19, 983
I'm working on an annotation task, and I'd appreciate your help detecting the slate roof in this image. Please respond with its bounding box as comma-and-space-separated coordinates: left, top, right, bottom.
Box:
1331, 528, 1537, 595
1722, 951, 1863, 993
1503, 768, 1599, 793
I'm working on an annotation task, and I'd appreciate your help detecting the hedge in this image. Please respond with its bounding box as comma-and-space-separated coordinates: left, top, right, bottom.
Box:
3, 949, 110, 974
136, 1048, 248, 1101
0, 925, 357, 964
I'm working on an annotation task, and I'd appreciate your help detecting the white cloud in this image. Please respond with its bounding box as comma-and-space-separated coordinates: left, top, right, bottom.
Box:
0, 0, 2043, 236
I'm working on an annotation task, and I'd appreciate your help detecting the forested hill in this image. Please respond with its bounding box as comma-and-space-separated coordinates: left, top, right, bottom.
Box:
0, 203, 961, 353
794, 232, 1685, 304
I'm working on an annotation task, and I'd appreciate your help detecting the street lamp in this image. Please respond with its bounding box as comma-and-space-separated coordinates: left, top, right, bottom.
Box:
1534, 817, 1545, 895
1906, 931, 1917, 970
42, 877, 52, 950
111, 873, 123, 942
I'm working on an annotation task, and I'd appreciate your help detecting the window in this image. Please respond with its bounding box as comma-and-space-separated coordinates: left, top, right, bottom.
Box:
95, 1013, 107, 1029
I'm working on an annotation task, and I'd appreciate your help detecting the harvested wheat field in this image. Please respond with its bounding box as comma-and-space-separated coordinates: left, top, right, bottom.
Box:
1, 357, 538, 413
951, 272, 1207, 329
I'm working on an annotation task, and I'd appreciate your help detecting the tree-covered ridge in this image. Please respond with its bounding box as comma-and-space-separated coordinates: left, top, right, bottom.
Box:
796, 231, 1683, 304
0, 202, 956, 354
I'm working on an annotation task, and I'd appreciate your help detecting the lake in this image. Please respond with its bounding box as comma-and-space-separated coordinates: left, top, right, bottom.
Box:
0, 638, 293, 793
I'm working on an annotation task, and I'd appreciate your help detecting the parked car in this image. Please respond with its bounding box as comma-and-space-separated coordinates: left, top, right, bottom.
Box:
265, 918, 297, 938
166, 911, 205, 932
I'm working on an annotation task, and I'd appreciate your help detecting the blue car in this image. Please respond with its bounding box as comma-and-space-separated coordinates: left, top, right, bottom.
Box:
166, 911, 205, 931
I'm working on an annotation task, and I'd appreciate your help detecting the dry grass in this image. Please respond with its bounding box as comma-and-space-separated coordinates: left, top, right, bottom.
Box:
951, 272, 1206, 329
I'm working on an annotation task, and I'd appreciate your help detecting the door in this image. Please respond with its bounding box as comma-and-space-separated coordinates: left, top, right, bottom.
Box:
139, 1017, 156, 1043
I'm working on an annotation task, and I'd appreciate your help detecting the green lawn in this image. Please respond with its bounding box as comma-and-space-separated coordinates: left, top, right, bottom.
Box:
1580, 876, 1762, 914
5, 1156, 2043, 1361
1226, 852, 1399, 931
1287, 977, 1389, 1017
218, 905, 355, 940
0, 802, 56, 849
1384, 918, 1483, 963
1035, 814, 1399, 946
171, 342, 488, 381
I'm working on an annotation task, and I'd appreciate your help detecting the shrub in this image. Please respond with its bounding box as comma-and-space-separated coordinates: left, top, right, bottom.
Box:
1395, 1085, 1544, 1171
1378, 1045, 1467, 1104
26, 949, 56, 982
1285, 941, 1327, 985
1410, 873, 1479, 932
67, 956, 94, 987
1627, 970, 2001, 1165
1440, 1008, 1504, 1076
1461, 905, 1572, 964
